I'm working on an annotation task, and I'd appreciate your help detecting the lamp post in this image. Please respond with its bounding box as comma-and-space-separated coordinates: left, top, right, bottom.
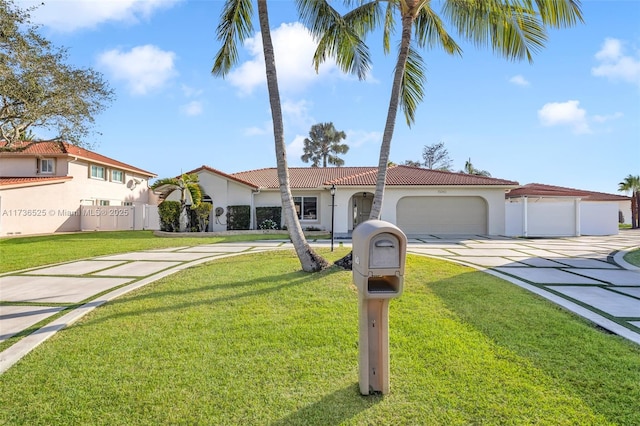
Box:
330, 184, 336, 251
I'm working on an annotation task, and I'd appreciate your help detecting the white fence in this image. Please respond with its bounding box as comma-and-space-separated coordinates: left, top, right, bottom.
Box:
505, 198, 619, 237
80, 204, 160, 231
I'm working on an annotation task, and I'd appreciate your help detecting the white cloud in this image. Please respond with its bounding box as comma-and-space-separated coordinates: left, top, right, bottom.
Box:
592, 112, 623, 123
97, 45, 177, 95
28, 0, 182, 32
180, 101, 203, 116
538, 100, 591, 134
228, 22, 340, 95
287, 135, 306, 160
181, 84, 203, 98
509, 75, 530, 86
592, 38, 640, 86
346, 130, 382, 148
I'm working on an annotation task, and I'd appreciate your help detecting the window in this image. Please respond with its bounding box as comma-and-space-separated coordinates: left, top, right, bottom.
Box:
111, 169, 124, 183
97, 200, 110, 206
90, 165, 105, 180
38, 158, 55, 174
293, 196, 317, 220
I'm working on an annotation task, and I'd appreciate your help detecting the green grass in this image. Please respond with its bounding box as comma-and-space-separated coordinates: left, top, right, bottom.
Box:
1, 249, 638, 425
623, 248, 640, 267
0, 230, 328, 273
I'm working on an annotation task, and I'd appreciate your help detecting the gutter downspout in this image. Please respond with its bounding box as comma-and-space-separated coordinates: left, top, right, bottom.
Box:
523, 196, 528, 238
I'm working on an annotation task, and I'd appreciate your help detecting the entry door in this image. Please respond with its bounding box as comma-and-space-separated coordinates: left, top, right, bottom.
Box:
353, 194, 372, 228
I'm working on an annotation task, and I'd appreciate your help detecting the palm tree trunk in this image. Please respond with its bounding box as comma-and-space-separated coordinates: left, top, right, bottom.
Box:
369, 13, 413, 220
633, 191, 639, 229
257, 0, 328, 272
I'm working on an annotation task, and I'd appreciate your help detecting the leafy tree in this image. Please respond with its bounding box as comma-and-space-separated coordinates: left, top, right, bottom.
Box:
461, 158, 491, 177
300, 0, 583, 221
212, 0, 328, 272
402, 159, 422, 167
0, 0, 114, 149
422, 141, 452, 170
301, 122, 349, 167
152, 174, 204, 232
619, 174, 640, 229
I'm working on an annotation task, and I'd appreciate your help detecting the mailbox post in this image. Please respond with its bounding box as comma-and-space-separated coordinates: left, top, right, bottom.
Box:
352, 220, 407, 395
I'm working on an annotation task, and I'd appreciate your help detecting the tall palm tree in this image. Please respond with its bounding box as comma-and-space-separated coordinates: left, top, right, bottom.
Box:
618, 174, 640, 229
301, 122, 349, 167
212, 0, 328, 272
299, 0, 583, 220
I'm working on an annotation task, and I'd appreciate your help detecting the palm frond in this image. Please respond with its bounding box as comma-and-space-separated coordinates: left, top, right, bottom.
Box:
526, 0, 584, 27
443, 0, 547, 63
398, 45, 426, 126
414, 4, 462, 56
212, 0, 254, 77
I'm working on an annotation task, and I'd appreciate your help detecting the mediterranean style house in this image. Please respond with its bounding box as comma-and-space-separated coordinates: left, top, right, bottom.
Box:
183, 165, 520, 237
0, 141, 157, 236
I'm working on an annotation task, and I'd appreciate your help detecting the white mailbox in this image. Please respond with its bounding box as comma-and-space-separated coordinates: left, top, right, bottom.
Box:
352, 220, 407, 395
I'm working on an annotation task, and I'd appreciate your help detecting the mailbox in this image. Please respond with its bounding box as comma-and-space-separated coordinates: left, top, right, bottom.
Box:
352, 220, 407, 299
352, 220, 407, 395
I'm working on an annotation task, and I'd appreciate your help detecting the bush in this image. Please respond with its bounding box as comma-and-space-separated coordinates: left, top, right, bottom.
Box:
158, 201, 181, 232
259, 219, 278, 230
193, 203, 213, 232
256, 206, 282, 229
227, 205, 251, 230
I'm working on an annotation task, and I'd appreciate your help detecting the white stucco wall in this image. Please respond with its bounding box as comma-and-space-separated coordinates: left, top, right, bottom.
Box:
504, 197, 619, 237
0, 158, 152, 236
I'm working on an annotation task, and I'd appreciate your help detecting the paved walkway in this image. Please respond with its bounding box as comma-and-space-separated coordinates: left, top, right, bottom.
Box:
1, 231, 639, 374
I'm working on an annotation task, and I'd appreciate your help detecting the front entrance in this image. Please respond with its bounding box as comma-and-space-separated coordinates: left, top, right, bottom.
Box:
352, 192, 373, 230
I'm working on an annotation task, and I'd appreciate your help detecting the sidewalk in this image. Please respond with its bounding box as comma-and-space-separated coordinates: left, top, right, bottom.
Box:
1, 232, 639, 374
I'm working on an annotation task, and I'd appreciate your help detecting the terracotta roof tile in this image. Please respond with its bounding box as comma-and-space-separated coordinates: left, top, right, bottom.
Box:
0, 176, 73, 188
0, 141, 156, 177
184, 165, 259, 189
506, 183, 630, 201
229, 165, 518, 189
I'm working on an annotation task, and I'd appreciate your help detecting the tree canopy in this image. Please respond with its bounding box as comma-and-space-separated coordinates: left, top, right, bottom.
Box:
301, 122, 349, 167
0, 0, 114, 149
422, 142, 452, 170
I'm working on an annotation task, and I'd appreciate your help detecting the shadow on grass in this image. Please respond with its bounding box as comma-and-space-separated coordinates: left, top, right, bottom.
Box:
271, 383, 382, 426
81, 266, 346, 328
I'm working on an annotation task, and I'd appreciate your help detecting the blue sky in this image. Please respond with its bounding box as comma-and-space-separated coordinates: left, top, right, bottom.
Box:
27, 0, 640, 194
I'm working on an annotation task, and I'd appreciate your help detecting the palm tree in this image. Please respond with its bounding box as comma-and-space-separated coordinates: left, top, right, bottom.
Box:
619, 174, 640, 229
301, 122, 349, 167
461, 158, 491, 177
299, 0, 583, 220
152, 173, 203, 232
212, 0, 328, 272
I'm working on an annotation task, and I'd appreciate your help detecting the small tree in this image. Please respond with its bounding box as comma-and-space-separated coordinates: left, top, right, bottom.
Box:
402, 159, 422, 167
0, 0, 114, 148
152, 174, 204, 232
461, 158, 491, 177
422, 142, 452, 171
619, 174, 640, 229
301, 122, 349, 167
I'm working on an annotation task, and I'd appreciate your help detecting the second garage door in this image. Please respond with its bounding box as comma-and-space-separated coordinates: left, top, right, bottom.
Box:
396, 196, 488, 235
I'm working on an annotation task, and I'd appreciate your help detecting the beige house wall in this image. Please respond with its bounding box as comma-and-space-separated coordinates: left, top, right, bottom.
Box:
0, 158, 153, 236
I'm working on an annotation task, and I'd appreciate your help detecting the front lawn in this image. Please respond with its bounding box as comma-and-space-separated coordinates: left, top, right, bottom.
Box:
623, 248, 640, 267
0, 230, 320, 273
1, 249, 638, 425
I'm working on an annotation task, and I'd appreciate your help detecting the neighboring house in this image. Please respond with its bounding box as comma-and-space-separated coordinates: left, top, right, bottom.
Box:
0, 141, 157, 236
505, 183, 631, 237
183, 165, 519, 237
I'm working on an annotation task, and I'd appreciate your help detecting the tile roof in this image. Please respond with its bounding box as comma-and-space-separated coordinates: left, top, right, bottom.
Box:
0, 141, 156, 177
506, 183, 630, 201
229, 165, 519, 189
184, 165, 260, 189
0, 176, 73, 188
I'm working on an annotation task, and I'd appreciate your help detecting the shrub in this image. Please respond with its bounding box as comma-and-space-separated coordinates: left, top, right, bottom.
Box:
158, 201, 181, 232
259, 219, 278, 230
256, 206, 282, 229
193, 203, 213, 232
227, 205, 251, 230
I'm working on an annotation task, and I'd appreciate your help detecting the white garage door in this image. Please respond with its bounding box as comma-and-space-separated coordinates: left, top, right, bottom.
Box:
396, 196, 487, 235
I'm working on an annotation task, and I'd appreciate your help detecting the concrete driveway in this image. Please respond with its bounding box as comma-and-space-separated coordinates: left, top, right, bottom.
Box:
1, 231, 639, 374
